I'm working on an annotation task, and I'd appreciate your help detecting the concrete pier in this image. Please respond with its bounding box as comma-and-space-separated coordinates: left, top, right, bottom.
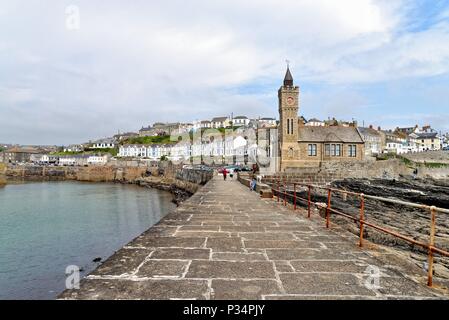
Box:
60, 176, 447, 300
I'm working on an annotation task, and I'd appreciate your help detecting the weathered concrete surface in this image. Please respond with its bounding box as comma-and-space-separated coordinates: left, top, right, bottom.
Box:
59, 176, 449, 300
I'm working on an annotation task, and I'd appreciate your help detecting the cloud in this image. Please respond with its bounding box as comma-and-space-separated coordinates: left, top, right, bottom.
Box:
0, 0, 448, 144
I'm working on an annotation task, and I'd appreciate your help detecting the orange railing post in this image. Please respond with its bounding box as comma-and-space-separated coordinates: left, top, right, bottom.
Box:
284, 177, 287, 206
359, 194, 365, 247
307, 185, 312, 218
293, 183, 297, 210
427, 206, 436, 287
326, 189, 332, 228
278, 176, 281, 202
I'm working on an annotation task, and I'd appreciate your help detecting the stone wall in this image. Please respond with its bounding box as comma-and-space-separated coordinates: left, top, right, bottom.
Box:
402, 151, 449, 164
175, 168, 213, 185
261, 159, 449, 185
0, 163, 6, 185
5, 165, 147, 183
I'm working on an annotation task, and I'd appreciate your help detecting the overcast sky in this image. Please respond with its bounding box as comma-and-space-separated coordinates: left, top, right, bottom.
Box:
1, 0, 449, 145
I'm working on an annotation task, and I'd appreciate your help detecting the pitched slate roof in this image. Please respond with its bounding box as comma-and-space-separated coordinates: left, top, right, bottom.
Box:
416, 132, 438, 139
298, 126, 364, 143
358, 127, 381, 137
211, 117, 228, 122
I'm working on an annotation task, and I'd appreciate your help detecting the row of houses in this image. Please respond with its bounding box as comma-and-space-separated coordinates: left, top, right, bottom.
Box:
358, 125, 443, 156
138, 117, 278, 137
118, 131, 264, 163
0, 146, 110, 166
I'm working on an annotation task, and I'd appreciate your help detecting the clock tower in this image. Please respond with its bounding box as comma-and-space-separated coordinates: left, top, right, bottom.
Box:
278, 66, 300, 171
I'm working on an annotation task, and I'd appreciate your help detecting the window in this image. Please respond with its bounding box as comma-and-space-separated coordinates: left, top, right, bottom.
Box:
286, 119, 294, 135
330, 144, 335, 156
335, 144, 341, 157
325, 144, 342, 157
348, 145, 357, 157
325, 144, 330, 156
308, 144, 317, 156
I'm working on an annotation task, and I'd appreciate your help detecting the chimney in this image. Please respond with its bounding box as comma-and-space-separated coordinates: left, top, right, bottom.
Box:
369, 125, 373, 129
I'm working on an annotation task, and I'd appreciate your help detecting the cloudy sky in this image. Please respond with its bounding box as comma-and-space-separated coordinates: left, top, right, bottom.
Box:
1, 0, 449, 145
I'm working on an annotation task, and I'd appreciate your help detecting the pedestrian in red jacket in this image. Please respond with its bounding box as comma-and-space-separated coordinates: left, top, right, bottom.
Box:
222, 168, 227, 181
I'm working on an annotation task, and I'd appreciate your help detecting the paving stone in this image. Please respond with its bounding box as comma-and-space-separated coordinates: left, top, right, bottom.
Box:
274, 261, 295, 272
266, 249, 357, 261
290, 261, 369, 273
212, 252, 267, 261
239, 232, 296, 240
136, 260, 188, 278
179, 226, 220, 232
175, 231, 232, 238
186, 261, 276, 279
266, 226, 313, 232
211, 280, 281, 300
91, 249, 152, 276
207, 238, 243, 252
376, 277, 440, 297
220, 226, 266, 232
130, 237, 206, 248
59, 279, 209, 300
244, 240, 322, 249
150, 248, 210, 260
280, 273, 376, 296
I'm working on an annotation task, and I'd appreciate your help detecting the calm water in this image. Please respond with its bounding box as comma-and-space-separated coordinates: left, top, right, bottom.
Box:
0, 181, 176, 300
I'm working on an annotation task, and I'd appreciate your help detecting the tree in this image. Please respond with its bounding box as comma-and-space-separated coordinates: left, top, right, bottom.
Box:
160, 155, 168, 161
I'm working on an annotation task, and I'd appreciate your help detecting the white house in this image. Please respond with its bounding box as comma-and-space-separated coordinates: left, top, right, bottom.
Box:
63, 144, 84, 152
92, 138, 115, 149
211, 117, 230, 129
232, 116, 250, 127
59, 155, 89, 166
87, 155, 110, 165
118, 145, 148, 158
258, 118, 277, 128
305, 118, 325, 127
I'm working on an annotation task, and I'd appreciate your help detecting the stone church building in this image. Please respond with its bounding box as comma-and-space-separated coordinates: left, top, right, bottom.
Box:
277, 67, 365, 172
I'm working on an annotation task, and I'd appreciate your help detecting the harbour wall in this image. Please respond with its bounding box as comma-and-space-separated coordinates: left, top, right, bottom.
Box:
3, 164, 214, 200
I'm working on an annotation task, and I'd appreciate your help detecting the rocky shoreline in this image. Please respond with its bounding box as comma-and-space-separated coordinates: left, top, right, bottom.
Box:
294, 178, 449, 281
1, 164, 213, 206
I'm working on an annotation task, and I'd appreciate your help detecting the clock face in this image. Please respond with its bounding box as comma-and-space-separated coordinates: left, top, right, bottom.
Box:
286, 97, 295, 105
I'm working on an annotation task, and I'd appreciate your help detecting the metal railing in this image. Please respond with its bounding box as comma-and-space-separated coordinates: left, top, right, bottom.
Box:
261, 176, 449, 287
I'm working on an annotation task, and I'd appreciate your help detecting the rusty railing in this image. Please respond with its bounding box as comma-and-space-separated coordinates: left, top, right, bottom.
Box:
262, 176, 449, 287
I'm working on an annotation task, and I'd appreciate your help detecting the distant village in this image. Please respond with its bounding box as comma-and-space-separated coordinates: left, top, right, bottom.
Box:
1, 116, 447, 167
1, 67, 448, 172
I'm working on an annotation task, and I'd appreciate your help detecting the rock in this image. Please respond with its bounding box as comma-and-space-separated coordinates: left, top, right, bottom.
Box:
93, 257, 102, 263
294, 177, 449, 281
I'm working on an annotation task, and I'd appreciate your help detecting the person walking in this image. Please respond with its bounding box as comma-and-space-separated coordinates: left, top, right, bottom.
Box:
222, 168, 227, 181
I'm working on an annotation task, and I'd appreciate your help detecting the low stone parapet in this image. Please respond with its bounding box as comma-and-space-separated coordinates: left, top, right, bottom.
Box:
238, 173, 273, 198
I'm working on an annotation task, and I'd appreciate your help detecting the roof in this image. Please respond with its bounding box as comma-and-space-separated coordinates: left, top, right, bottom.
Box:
93, 138, 115, 144
200, 120, 211, 123
308, 118, 322, 123
233, 116, 248, 119
298, 126, 364, 143
358, 127, 381, 137
284, 67, 293, 86
260, 117, 276, 121
416, 132, 438, 139
211, 117, 228, 122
